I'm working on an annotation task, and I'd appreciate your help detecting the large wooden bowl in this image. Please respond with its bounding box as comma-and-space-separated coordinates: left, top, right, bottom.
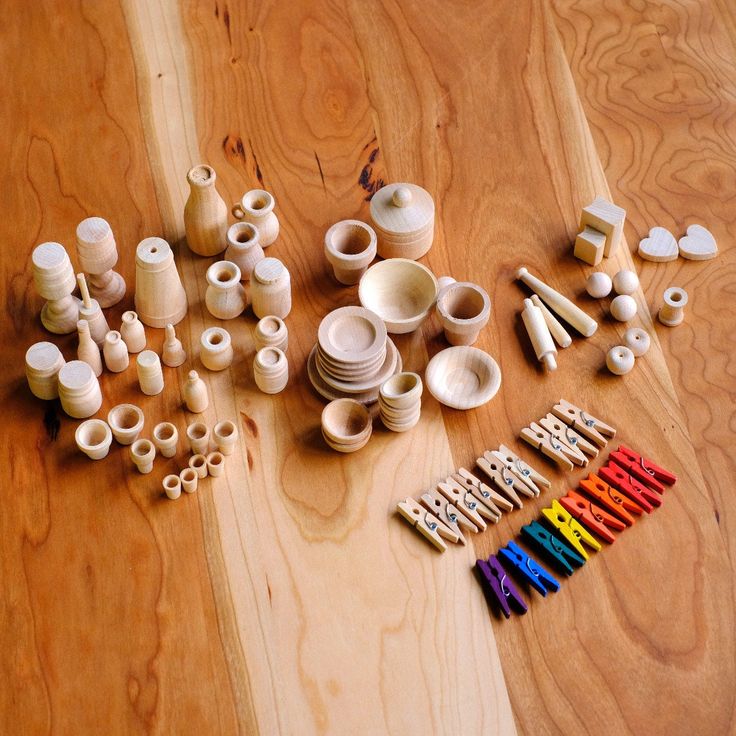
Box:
425, 346, 501, 410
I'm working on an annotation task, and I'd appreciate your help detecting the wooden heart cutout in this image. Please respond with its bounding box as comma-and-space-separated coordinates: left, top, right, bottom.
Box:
679, 224, 718, 261
638, 226, 678, 262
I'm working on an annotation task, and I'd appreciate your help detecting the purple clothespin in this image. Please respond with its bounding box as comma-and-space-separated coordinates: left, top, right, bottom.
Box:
476, 555, 528, 618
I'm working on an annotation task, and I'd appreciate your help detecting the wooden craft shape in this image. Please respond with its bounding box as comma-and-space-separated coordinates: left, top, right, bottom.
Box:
205, 260, 248, 319
134, 237, 188, 327
397, 497, 456, 552
163, 474, 182, 500
179, 468, 198, 494
435, 281, 491, 346
658, 287, 688, 327
521, 297, 557, 370
254, 315, 288, 353
120, 311, 146, 353
623, 327, 650, 357
184, 164, 228, 256
251, 257, 291, 319
585, 272, 612, 299
516, 267, 598, 337
436, 479, 489, 529
324, 220, 377, 285
551, 399, 616, 447
610, 294, 637, 322
455, 467, 513, 513
200, 327, 233, 371
152, 422, 178, 458
579, 196, 626, 258
130, 439, 156, 474
530, 294, 571, 348
638, 226, 678, 262
579, 474, 641, 525
321, 398, 372, 453
102, 330, 129, 373
612, 269, 639, 296
225, 222, 264, 281
25, 341, 66, 399
476, 452, 528, 505
57, 360, 102, 418
573, 226, 606, 266
189, 454, 208, 479
75, 419, 113, 461
559, 491, 624, 544
76, 273, 109, 346
162, 324, 186, 367
32, 242, 80, 335
520, 422, 580, 471
75, 217, 126, 307
186, 422, 210, 455
498, 541, 560, 597
136, 350, 164, 396
419, 489, 476, 542
476, 556, 528, 619
107, 404, 145, 445
425, 346, 501, 410
538, 413, 599, 458
213, 420, 239, 456
493, 443, 552, 489
606, 346, 635, 376
253, 347, 289, 394
76, 320, 102, 377
541, 499, 601, 561
678, 224, 717, 260
206, 451, 225, 477
232, 189, 279, 247
183, 370, 209, 413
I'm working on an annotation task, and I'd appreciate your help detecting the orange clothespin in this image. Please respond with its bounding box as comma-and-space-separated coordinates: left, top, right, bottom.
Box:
538, 413, 599, 459
454, 467, 514, 514
397, 498, 458, 551
559, 490, 625, 543
420, 488, 477, 543
579, 473, 642, 526
552, 399, 616, 448
541, 498, 602, 560
521, 422, 585, 470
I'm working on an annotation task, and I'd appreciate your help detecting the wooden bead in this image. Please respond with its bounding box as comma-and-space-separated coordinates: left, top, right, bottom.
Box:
134, 237, 187, 328
75, 217, 126, 307
606, 346, 635, 375
253, 347, 289, 394
163, 474, 182, 500
136, 350, 164, 396
57, 360, 102, 418
184, 164, 228, 257
199, 327, 233, 371
76, 273, 110, 346
107, 404, 145, 445
251, 258, 291, 319
120, 311, 146, 353
623, 327, 650, 357
205, 261, 247, 319
435, 281, 491, 346
130, 439, 156, 474
189, 453, 208, 479
179, 468, 198, 494
213, 420, 239, 456
206, 451, 225, 477
610, 294, 637, 322
231, 189, 279, 247
76, 320, 103, 377
224, 222, 264, 280
25, 341, 66, 399
186, 421, 210, 454
152, 422, 178, 458
183, 370, 209, 412
613, 269, 639, 296
324, 220, 377, 285
103, 330, 129, 372
658, 287, 688, 327
585, 272, 612, 299
32, 242, 80, 335
75, 419, 112, 460
521, 298, 557, 371
254, 315, 288, 352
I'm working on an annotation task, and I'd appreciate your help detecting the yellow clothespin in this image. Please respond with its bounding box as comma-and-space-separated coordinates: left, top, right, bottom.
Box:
541, 498, 602, 559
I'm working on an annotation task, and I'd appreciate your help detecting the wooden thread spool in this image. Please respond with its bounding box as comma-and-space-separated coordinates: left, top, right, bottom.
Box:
189, 453, 208, 479
163, 474, 182, 500
186, 421, 210, 455
253, 347, 289, 394
324, 220, 377, 285
205, 261, 247, 319
120, 311, 146, 353
25, 341, 66, 399
206, 451, 225, 477
152, 422, 178, 458
103, 330, 129, 373
76, 320, 103, 377
225, 222, 264, 280
199, 327, 233, 371
435, 281, 491, 346
134, 237, 187, 327
179, 467, 198, 494
254, 315, 288, 352
231, 189, 279, 247
130, 439, 156, 474
75, 217, 126, 308
76, 272, 109, 346
251, 258, 291, 319
658, 287, 688, 327
213, 420, 239, 456
107, 404, 145, 445
183, 370, 209, 412
57, 360, 102, 418
32, 242, 80, 335
75, 419, 112, 460
184, 164, 228, 257
521, 298, 557, 371
136, 350, 164, 396
162, 324, 186, 367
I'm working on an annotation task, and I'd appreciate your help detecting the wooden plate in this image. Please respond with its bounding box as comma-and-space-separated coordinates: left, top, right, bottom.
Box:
425, 346, 501, 410
316, 339, 399, 393
317, 306, 387, 363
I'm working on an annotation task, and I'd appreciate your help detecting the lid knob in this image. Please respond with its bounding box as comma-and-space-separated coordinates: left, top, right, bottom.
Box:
392, 186, 413, 208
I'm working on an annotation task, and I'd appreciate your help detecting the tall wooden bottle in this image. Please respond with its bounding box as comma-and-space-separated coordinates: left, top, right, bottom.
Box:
134, 237, 188, 327
184, 164, 228, 257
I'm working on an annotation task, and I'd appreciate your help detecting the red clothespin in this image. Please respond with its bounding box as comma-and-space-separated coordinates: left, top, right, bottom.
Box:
610, 445, 677, 492
559, 490, 626, 544
579, 473, 642, 525
476, 555, 528, 618
599, 462, 661, 511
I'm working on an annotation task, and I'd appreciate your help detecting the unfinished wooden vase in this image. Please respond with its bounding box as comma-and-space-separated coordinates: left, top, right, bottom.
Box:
103, 330, 129, 372
130, 439, 156, 474
75, 217, 126, 307
186, 422, 210, 454
225, 222, 264, 280
179, 468, 198, 494
324, 220, 377, 285
436, 281, 491, 346
206, 451, 225, 477
205, 261, 247, 319
136, 350, 164, 395
253, 347, 289, 394
76, 320, 102, 377
254, 315, 288, 352
183, 370, 209, 412
77, 273, 109, 346
134, 237, 187, 327
200, 327, 233, 371
162, 324, 186, 367
32, 242, 80, 334
57, 360, 103, 418
75, 419, 113, 460
184, 164, 228, 257
25, 341, 66, 399
189, 454, 208, 479
163, 475, 182, 500
232, 189, 279, 247
120, 311, 146, 353
251, 258, 291, 319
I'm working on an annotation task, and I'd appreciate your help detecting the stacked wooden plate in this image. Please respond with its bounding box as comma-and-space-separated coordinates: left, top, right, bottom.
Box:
308, 306, 402, 404
321, 398, 373, 453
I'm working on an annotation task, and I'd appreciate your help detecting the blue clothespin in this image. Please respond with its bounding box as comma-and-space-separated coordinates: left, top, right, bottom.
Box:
476, 555, 528, 618
498, 540, 560, 596
520, 520, 585, 576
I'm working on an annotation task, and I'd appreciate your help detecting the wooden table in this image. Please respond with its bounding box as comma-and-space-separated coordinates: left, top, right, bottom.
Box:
4, 2, 734, 734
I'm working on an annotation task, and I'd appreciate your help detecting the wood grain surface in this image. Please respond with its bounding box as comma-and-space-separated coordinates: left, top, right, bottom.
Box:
1, 1, 734, 734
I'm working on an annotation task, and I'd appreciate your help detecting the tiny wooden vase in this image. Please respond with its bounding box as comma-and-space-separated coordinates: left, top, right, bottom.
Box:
103, 331, 129, 373
76, 320, 103, 377
251, 258, 291, 319
134, 237, 188, 328
75, 419, 113, 460
225, 222, 265, 281
130, 439, 156, 474
153, 422, 179, 458
435, 281, 491, 346
324, 220, 377, 285
205, 261, 247, 319
183, 370, 209, 412
57, 360, 103, 418
186, 422, 210, 454
163, 475, 182, 500
184, 164, 228, 257
179, 468, 198, 494
232, 189, 279, 247
25, 341, 66, 399
32, 242, 80, 335
75, 217, 126, 307
213, 420, 238, 456
206, 451, 225, 477
120, 311, 146, 353
107, 404, 145, 445
200, 327, 233, 371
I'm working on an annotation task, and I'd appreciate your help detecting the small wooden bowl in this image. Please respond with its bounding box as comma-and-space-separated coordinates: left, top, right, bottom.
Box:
321, 398, 372, 448
107, 403, 144, 445
75, 419, 113, 460
436, 281, 491, 346
358, 258, 438, 334
324, 220, 377, 285
317, 306, 387, 363
425, 346, 501, 410
379, 372, 423, 410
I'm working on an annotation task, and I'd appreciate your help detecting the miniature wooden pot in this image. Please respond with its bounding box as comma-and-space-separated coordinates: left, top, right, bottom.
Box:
130, 439, 156, 474
251, 258, 291, 319
253, 347, 289, 394
232, 189, 279, 247
186, 421, 210, 455
152, 422, 179, 458
225, 222, 265, 280
184, 164, 228, 257
107, 404, 145, 445
75, 419, 113, 460
254, 315, 288, 352
25, 341, 66, 399
435, 282, 491, 346
205, 261, 247, 319
189, 454, 208, 479
379, 372, 423, 411
57, 360, 102, 418
200, 327, 233, 371
206, 451, 225, 477
179, 468, 198, 494
213, 420, 239, 456
321, 398, 372, 453
163, 474, 182, 500
324, 220, 377, 285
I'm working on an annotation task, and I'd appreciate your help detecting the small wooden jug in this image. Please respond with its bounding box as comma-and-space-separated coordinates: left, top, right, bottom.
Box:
184, 164, 228, 257
224, 222, 265, 280
232, 189, 279, 247
205, 261, 247, 319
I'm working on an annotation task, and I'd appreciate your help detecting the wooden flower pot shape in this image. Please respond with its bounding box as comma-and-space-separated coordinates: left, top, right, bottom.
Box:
232, 189, 279, 247
75, 419, 113, 460
435, 281, 491, 346
205, 261, 247, 320
324, 220, 377, 285
134, 237, 188, 328
184, 164, 228, 257
224, 222, 265, 281
107, 403, 145, 445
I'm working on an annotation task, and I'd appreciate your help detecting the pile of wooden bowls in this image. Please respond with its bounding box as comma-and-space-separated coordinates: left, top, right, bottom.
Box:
308, 306, 402, 404
321, 398, 372, 453
379, 372, 423, 432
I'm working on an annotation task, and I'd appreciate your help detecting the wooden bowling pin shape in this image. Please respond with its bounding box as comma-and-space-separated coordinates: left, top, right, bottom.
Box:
76, 273, 109, 346
32, 242, 80, 334
75, 217, 126, 307
162, 324, 186, 367
184, 164, 228, 257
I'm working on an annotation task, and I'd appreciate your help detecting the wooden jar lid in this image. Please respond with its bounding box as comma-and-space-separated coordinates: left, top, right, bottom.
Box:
369, 183, 434, 237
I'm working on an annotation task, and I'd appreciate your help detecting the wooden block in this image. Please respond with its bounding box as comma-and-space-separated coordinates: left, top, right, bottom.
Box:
574, 226, 606, 266
579, 196, 626, 257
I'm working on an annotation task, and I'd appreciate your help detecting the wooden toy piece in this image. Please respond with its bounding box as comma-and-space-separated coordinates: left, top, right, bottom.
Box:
32, 242, 80, 334
498, 541, 560, 597
610, 445, 677, 487
638, 226, 678, 262
130, 438, 156, 473
152, 422, 178, 458
516, 267, 598, 337
183, 370, 209, 413
425, 346, 501, 410
136, 350, 164, 396
179, 468, 198, 494
369, 183, 435, 260
606, 346, 635, 376
476, 556, 528, 619
436, 479, 489, 530
232, 189, 279, 247
612, 269, 639, 296
75, 217, 126, 307
251, 257, 291, 319
599, 463, 659, 512
573, 226, 606, 266
419, 489, 476, 542
435, 281, 491, 346
74, 419, 113, 460
76, 320, 102, 377
455, 467, 514, 514
324, 220, 377, 285
579, 474, 642, 525
358, 258, 438, 334
538, 413, 599, 458
448, 473, 503, 520
559, 491, 625, 544
658, 286, 688, 327
107, 404, 145, 445
476, 451, 529, 505
163, 474, 182, 500
200, 327, 233, 371
134, 237, 188, 327
205, 261, 248, 319
520, 422, 577, 471
183, 164, 228, 257
397, 497, 456, 552
206, 451, 225, 477
378, 371, 422, 433
225, 222, 264, 281
610, 294, 637, 322
161, 324, 186, 367
437, 276, 456, 292
25, 341, 66, 399
321, 399, 372, 453
530, 295, 572, 349
120, 311, 146, 353
493, 444, 552, 489
521, 520, 585, 576
76, 273, 109, 346
103, 330, 129, 373
678, 224, 717, 260
186, 422, 210, 455
521, 297, 557, 371
254, 316, 288, 353
585, 272, 612, 299
253, 347, 289, 394
579, 196, 626, 258
213, 420, 239, 456
57, 360, 102, 418
189, 454, 208, 479
620, 328, 649, 359
541, 499, 601, 561
551, 399, 616, 447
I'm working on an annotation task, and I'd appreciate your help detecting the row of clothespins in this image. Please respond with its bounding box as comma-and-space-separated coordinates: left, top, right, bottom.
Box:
476, 445, 678, 618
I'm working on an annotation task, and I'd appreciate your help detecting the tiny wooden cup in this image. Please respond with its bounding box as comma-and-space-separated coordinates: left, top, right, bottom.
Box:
152, 422, 178, 458
324, 220, 377, 285
163, 474, 182, 500
75, 419, 113, 460
186, 422, 210, 454
213, 420, 239, 456
179, 467, 199, 494
108, 404, 144, 445
189, 454, 208, 479
435, 281, 491, 346
379, 372, 423, 410
130, 439, 156, 474
206, 451, 225, 477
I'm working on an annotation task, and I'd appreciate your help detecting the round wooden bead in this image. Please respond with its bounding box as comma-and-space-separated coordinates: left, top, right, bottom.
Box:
606, 346, 635, 376
585, 272, 612, 299
623, 327, 650, 357
610, 294, 637, 322
613, 269, 639, 296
